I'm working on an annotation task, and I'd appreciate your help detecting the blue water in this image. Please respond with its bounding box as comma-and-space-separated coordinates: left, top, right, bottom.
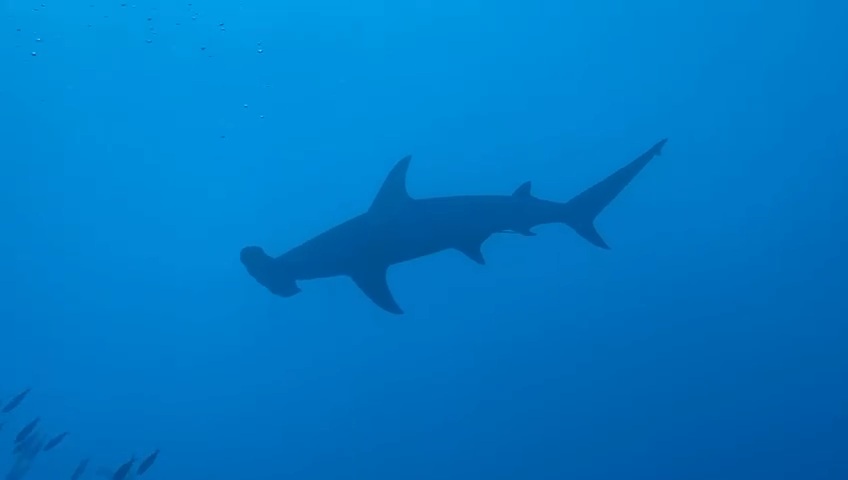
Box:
2, 1, 847, 479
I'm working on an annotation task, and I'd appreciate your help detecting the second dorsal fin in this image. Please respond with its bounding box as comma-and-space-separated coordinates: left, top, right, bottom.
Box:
512, 181, 532, 197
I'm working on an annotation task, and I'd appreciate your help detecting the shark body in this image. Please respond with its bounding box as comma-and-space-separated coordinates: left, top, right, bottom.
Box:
241, 138, 668, 314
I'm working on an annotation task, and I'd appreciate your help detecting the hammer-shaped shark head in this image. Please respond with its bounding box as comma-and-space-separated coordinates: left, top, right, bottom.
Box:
240, 246, 302, 297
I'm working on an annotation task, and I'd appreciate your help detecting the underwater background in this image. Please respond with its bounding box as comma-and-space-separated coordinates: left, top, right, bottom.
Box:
2, 0, 847, 479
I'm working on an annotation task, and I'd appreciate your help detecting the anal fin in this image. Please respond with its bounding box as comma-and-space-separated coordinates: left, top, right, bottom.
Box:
349, 268, 404, 314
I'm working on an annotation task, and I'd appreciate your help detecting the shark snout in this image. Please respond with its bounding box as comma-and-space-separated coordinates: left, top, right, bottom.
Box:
240, 245, 302, 298
240, 245, 268, 267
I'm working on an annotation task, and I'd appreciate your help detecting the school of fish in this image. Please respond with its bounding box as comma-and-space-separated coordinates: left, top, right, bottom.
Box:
1, 388, 159, 480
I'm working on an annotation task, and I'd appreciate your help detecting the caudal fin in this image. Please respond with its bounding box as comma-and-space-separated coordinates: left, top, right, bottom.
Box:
562, 138, 667, 249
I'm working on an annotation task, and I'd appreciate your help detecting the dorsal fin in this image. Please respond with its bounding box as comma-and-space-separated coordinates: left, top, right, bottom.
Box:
512, 181, 532, 197
369, 155, 412, 214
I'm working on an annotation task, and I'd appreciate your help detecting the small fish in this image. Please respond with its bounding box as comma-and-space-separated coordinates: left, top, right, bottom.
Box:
71, 458, 90, 480
13, 430, 43, 458
43, 431, 69, 451
2, 388, 31, 413
112, 456, 135, 480
15, 417, 40, 443
136, 449, 159, 475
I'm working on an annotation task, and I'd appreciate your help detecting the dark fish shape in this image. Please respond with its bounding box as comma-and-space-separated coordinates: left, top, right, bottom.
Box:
43, 431, 69, 451
240, 138, 669, 314
12, 430, 35, 455
112, 456, 135, 480
136, 449, 159, 475
13, 430, 43, 458
2, 388, 31, 413
14, 417, 40, 443
5, 455, 32, 480
71, 458, 90, 480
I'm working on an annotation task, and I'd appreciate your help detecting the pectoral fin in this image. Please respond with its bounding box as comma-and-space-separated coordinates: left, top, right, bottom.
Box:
350, 268, 404, 314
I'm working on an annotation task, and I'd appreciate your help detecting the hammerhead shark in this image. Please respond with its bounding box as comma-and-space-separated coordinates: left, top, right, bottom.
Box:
241, 138, 668, 314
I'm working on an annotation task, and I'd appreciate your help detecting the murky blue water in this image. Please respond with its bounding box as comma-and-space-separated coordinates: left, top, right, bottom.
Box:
2, 1, 846, 479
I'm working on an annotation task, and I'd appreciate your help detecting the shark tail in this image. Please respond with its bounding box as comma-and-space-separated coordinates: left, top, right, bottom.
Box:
561, 138, 667, 249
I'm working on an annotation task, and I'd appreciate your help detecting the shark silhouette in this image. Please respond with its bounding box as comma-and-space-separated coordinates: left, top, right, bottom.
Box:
241, 138, 668, 314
